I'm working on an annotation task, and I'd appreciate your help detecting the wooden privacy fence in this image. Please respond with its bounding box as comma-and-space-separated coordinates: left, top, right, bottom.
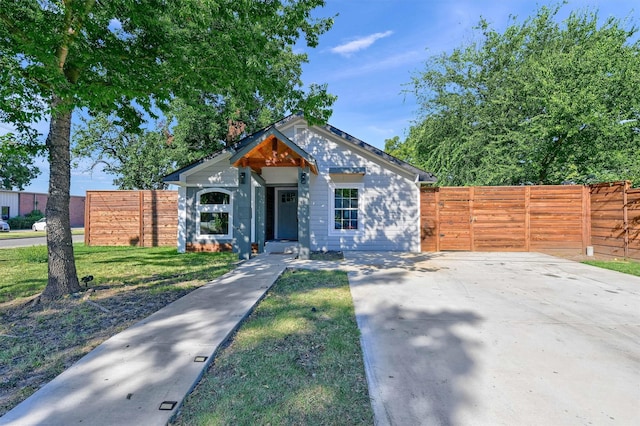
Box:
85, 190, 178, 247
420, 186, 591, 256
86, 185, 639, 260
590, 181, 640, 260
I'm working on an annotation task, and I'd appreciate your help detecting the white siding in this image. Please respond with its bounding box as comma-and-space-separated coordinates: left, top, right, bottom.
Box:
261, 167, 298, 184
185, 164, 238, 186
0, 191, 19, 219
285, 124, 421, 252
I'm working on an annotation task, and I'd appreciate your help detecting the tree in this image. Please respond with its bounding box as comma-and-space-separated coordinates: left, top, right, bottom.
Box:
72, 98, 286, 189
0, 0, 334, 299
0, 134, 41, 190
72, 114, 177, 190
166, 96, 285, 166
397, 5, 640, 186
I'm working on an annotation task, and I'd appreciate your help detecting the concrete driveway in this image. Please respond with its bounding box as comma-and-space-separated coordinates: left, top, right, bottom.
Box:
345, 252, 640, 425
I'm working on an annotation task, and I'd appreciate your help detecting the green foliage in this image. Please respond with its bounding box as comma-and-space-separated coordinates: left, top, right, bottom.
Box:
0, 0, 334, 298
72, 114, 178, 190
165, 97, 283, 166
400, 4, 640, 186
0, 134, 41, 190
0, 1, 335, 124
6, 210, 44, 230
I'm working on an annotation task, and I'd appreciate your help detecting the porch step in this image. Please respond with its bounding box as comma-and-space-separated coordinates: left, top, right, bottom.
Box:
264, 241, 300, 255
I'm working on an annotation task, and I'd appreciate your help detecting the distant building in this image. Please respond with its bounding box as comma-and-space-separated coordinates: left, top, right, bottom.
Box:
0, 190, 85, 227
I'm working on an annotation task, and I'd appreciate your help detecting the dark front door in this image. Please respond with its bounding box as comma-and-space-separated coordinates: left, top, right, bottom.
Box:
277, 189, 298, 240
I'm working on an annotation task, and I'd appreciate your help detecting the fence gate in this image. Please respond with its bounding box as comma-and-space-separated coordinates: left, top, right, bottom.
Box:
420, 185, 589, 256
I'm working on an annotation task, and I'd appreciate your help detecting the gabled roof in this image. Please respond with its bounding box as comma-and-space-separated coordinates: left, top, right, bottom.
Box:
229, 126, 318, 174
162, 148, 233, 184
163, 115, 436, 184
319, 122, 436, 183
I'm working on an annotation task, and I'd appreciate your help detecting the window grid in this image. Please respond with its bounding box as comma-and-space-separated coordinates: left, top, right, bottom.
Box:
334, 188, 359, 230
196, 189, 232, 239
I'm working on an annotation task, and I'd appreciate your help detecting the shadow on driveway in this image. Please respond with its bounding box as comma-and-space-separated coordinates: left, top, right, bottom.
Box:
345, 251, 640, 425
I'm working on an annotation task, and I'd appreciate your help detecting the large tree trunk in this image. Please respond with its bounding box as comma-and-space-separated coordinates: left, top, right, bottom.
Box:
41, 96, 80, 299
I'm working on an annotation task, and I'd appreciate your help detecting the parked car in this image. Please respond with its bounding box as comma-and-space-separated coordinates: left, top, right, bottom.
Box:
32, 217, 47, 231
0, 220, 9, 232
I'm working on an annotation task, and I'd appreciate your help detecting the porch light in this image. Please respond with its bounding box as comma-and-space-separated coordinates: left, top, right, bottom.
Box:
300, 172, 307, 184
239, 172, 246, 184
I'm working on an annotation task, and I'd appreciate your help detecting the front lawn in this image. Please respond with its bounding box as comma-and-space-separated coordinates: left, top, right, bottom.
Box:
172, 269, 373, 425
0, 245, 237, 415
0, 244, 235, 303
0, 229, 84, 240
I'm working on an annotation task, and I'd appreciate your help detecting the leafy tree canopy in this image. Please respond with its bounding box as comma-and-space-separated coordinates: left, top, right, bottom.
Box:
390, 4, 640, 186
0, 0, 335, 299
0, 134, 41, 190
72, 114, 178, 190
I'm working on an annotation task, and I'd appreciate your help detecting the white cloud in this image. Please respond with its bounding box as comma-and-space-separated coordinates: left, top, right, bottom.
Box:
330, 30, 394, 56
329, 49, 425, 80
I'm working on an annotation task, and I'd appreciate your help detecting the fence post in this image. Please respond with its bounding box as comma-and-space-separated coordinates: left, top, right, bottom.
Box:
469, 187, 475, 251
139, 191, 144, 247
624, 181, 630, 258
84, 192, 91, 246
524, 187, 531, 252
582, 185, 591, 253
435, 189, 440, 252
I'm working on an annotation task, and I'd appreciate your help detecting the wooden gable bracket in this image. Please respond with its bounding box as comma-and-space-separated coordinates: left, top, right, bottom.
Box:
232, 135, 318, 175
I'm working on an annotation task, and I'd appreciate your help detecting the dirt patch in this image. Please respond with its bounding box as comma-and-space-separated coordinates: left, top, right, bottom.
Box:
0, 281, 202, 416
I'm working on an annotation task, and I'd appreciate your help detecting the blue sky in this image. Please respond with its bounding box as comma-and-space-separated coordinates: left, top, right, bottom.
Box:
17, 0, 639, 195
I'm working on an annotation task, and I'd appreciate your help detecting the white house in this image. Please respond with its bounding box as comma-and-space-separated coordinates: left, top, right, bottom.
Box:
163, 115, 436, 259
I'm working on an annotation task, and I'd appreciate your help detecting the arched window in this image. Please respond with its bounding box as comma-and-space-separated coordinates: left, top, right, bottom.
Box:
196, 188, 233, 239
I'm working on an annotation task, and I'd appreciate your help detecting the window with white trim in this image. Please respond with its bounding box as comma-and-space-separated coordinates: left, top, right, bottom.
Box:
329, 183, 364, 235
196, 188, 233, 239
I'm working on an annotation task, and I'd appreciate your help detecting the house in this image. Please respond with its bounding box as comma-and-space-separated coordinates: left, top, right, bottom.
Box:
163, 115, 436, 259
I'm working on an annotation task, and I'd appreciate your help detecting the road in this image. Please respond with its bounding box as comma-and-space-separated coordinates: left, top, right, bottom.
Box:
0, 234, 85, 249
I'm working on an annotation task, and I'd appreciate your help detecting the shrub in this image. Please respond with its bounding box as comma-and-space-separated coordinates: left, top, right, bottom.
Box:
7, 210, 44, 230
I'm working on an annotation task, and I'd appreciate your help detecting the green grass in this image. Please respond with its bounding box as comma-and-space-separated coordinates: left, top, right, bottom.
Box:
173, 269, 373, 425
0, 244, 236, 303
582, 258, 640, 277
0, 229, 84, 240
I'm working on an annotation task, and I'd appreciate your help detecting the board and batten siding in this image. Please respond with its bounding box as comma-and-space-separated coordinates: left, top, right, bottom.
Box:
289, 125, 421, 252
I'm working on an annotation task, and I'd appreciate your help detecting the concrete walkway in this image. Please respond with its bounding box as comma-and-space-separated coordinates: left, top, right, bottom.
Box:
0, 254, 294, 426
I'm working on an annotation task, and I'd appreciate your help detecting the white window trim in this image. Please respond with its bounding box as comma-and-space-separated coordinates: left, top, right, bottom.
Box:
196, 188, 233, 240
328, 182, 364, 236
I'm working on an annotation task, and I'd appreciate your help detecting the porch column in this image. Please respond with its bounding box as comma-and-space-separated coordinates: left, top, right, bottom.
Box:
177, 186, 187, 253
235, 166, 252, 260
297, 166, 310, 260
253, 172, 266, 253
